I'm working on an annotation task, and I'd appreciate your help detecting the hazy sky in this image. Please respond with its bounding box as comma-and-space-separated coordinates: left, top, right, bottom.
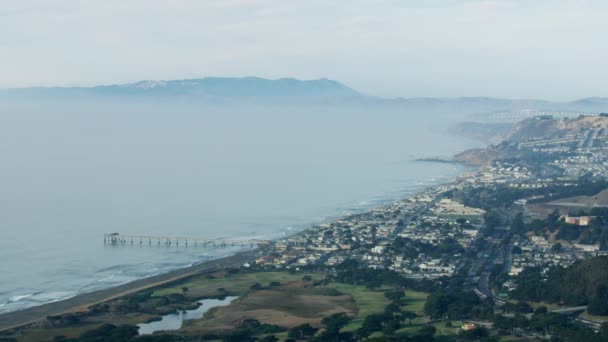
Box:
1, 0, 607, 100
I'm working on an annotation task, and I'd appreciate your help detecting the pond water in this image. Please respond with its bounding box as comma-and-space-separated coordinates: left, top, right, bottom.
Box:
137, 296, 238, 335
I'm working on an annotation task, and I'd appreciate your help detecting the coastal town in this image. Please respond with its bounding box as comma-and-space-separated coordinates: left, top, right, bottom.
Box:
255, 189, 482, 280
6, 114, 608, 342
252, 114, 608, 305
258, 170, 607, 281
5, 2, 608, 340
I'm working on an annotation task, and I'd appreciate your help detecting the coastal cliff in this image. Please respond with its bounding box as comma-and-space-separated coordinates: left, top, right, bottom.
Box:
453, 115, 608, 166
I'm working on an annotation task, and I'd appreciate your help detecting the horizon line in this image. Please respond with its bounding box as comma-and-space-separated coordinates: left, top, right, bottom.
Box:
0, 76, 606, 104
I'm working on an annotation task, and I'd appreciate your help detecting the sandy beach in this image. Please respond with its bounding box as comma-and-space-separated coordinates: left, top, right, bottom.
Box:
0, 249, 258, 333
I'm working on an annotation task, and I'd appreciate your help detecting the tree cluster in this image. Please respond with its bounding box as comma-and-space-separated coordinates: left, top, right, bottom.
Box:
511, 256, 608, 314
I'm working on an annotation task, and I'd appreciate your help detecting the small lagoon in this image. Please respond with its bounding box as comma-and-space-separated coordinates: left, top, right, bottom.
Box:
137, 296, 238, 335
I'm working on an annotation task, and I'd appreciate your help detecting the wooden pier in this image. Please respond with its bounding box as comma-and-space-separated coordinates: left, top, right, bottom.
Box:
104, 233, 270, 248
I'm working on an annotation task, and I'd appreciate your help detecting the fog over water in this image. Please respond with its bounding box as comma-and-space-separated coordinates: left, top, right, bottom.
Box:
0, 102, 480, 313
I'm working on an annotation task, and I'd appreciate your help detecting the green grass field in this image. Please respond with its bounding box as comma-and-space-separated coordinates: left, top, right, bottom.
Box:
401, 290, 429, 315
581, 311, 608, 322
328, 283, 388, 331
395, 320, 460, 337
327, 284, 429, 332
153, 271, 322, 298
8, 271, 432, 342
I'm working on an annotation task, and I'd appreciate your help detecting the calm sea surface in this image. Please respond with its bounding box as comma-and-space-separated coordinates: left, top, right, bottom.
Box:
0, 103, 480, 313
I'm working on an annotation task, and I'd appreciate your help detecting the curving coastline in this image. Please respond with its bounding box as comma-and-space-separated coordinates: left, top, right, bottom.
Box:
0, 249, 258, 332
0, 163, 475, 334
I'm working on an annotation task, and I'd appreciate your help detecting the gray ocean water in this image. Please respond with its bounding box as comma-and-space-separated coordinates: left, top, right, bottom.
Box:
0, 102, 480, 313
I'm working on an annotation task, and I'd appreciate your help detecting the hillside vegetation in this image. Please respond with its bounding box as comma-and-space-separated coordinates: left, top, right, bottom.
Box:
512, 256, 608, 315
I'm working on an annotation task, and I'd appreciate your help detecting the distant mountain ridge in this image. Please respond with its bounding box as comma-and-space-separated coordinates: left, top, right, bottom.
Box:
0, 77, 363, 104
108, 77, 362, 99
1, 77, 607, 111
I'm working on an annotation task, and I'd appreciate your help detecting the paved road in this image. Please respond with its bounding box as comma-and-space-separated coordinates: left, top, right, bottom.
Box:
574, 317, 602, 331
473, 231, 512, 304
550, 306, 587, 314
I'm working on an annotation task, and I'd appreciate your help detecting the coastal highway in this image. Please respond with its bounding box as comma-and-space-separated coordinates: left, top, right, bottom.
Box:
472, 231, 513, 305
548, 306, 602, 332
573, 316, 602, 331
471, 234, 604, 332
551, 306, 588, 314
